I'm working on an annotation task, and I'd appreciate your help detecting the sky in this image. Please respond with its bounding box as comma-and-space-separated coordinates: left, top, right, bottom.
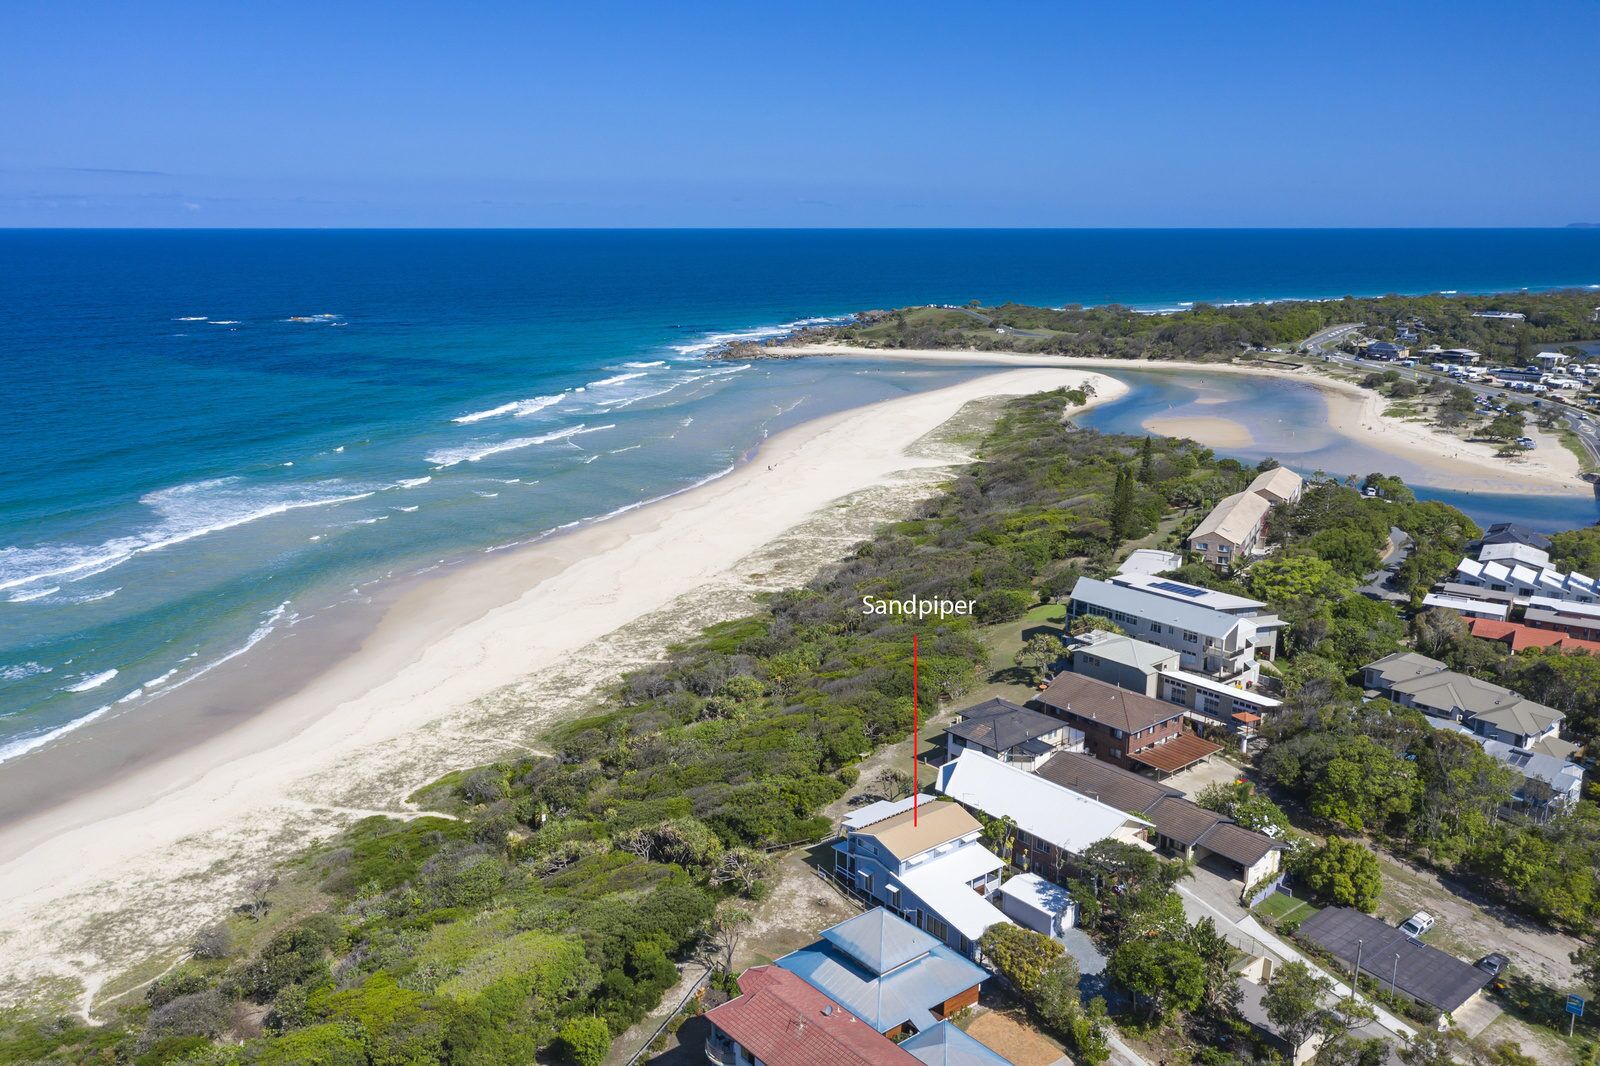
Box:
4, 0, 1598, 228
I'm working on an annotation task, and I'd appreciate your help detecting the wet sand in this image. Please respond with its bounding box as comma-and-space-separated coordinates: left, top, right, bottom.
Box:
1142, 414, 1254, 448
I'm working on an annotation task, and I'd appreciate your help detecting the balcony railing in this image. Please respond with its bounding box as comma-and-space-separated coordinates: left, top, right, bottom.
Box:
705, 1037, 737, 1066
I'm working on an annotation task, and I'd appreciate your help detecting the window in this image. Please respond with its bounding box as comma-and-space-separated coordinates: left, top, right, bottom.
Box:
924, 915, 948, 941
1219, 544, 1231, 554
1195, 542, 1208, 550
1184, 631, 1199, 644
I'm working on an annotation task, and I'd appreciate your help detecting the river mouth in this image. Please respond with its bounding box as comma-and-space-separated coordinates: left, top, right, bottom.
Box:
1081, 368, 1600, 530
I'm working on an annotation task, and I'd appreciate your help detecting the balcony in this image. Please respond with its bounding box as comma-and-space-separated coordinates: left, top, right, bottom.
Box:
705, 1035, 738, 1066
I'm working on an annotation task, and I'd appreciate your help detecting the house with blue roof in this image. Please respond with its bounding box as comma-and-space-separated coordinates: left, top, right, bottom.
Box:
900, 1020, 1015, 1065
775, 908, 992, 1038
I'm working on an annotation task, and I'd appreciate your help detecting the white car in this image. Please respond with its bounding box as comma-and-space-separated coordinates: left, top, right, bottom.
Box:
1399, 912, 1435, 938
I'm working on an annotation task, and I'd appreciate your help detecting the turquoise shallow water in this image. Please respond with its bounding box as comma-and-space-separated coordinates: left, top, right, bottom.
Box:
2, 229, 1598, 759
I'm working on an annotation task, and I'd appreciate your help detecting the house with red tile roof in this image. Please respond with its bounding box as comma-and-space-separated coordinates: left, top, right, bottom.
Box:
1467, 617, 1600, 654
703, 965, 920, 1066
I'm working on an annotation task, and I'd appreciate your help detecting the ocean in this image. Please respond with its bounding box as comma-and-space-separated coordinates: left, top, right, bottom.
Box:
3, 228, 1599, 760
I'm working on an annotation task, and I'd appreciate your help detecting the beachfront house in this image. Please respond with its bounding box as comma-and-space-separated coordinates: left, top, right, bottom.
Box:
942, 697, 1084, 771
1108, 571, 1284, 661
830, 795, 1009, 958
1035, 752, 1285, 893
1186, 490, 1272, 568
1067, 577, 1264, 681
776, 909, 991, 1038
937, 749, 1154, 883
1247, 465, 1305, 507
703, 965, 922, 1066
1032, 670, 1223, 775
1067, 629, 1279, 747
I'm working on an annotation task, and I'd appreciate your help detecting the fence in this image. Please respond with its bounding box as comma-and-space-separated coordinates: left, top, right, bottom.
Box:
620, 966, 712, 1066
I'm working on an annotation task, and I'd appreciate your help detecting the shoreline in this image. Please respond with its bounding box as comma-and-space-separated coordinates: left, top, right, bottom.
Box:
0, 366, 1125, 1005
777, 344, 1594, 498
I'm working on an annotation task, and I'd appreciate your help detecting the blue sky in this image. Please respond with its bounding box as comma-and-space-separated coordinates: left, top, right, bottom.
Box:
4, 0, 1597, 227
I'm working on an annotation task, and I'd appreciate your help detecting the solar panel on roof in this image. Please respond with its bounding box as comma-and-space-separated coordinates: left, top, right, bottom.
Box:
1151, 580, 1207, 598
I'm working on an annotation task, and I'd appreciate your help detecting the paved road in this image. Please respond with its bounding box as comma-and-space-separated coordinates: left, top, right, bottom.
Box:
1358, 527, 1413, 602
1302, 322, 1600, 466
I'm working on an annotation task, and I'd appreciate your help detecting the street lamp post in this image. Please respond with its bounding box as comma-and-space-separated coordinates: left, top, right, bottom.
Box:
1353, 938, 1365, 994
1390, 954, 1400, 1000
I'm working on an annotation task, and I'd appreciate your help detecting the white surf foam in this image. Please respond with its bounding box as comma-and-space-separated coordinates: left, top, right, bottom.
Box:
8, 586, 60, 603
1, 662, 51, 684
0, 703, 113, 765
65, 669, 117, 693
669, 315, 851, 355
452, 394, 563, 424
173, 316, 208, 322
622, 360, 668, 368
585, 372, 648, 389
426, 424, 615, 467
0, 477, 389, 593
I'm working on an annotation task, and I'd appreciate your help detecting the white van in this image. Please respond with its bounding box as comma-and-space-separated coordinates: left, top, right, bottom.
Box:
1399, 912, 1435, 938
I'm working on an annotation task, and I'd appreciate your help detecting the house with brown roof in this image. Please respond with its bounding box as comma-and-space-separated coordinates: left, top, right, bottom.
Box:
1031, 671, 1222, 776
1035, 752, 1285, 891
704, 965, 921, 1066
1248, 466, 1305, 507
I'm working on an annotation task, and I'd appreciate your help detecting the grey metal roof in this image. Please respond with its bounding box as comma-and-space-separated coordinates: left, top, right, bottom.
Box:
1069, 577, 1245, 640
1297, 907, 1491, 1014
778, 909, 991, 1033
1364, 651, 1449, 688
948, 698, 1078, 753
1482, 523, 1553, 551
1070, 631, 1178, 671
900, 1021, 1012, 1066
820, 908, 941, 976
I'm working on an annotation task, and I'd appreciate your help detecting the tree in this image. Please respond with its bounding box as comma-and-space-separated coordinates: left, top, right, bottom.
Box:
556, 1016, 610, 1066
1262, 961, 1330, 1055
1400, 1027, 1464, 1066
1015, 633, 1064, 684
1106, 938, 1206, 1020
1069, 614, 1125, 637
1485, 412, 1526, 441
1108, 467, 1136, 541
699, 908, 751, 975
1137, 436, 1156, 483
707, 847, 770, 896
873, 767, 912, 801
1248, 554, 1354, 606
979, 923, 1063, 1000
1294, 838, 1383, 910
1307, 735, 1420, 833
981, 813, 1018, 864
1070, 996, 1112, 1066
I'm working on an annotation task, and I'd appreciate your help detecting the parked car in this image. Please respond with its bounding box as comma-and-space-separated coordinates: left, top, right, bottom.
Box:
1476, 953, 1509, 978
1399, 912, 1435, 938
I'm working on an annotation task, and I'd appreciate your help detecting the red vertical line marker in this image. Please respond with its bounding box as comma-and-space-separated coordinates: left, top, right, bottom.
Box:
912, 633, 920, 826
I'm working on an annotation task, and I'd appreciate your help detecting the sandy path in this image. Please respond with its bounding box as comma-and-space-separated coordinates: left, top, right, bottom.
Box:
782, 345, 1592, 497
0, 367, 1123, 1007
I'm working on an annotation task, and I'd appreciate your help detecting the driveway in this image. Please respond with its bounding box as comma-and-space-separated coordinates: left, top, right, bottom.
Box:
1161, 757, 1247, 800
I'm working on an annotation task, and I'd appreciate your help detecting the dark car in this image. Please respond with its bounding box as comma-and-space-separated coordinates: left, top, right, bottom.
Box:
1477, 953, 1510, 978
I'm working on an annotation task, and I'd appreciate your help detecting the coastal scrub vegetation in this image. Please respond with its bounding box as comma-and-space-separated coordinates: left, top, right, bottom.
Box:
0, 392, 1253, 1065
784, 290, 1600, 365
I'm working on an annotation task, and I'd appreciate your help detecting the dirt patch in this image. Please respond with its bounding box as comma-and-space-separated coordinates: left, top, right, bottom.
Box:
738, 847, 859, 969
1372, 850, 1581, 989
965, 1008, 1069, 1066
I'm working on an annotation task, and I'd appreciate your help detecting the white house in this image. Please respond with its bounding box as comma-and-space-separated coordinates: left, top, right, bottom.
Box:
831, 795, 1010, 957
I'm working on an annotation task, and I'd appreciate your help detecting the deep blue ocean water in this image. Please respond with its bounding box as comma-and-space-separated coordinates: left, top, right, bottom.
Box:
2, 228, 1599, 760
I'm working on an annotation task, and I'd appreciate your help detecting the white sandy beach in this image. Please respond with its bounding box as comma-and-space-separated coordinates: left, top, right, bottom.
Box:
782, 344, 1591, 496
0, 367, 1123, 1009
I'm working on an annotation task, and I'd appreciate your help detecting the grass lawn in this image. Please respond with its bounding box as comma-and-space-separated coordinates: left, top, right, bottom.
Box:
1253, 890, 1320, 928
